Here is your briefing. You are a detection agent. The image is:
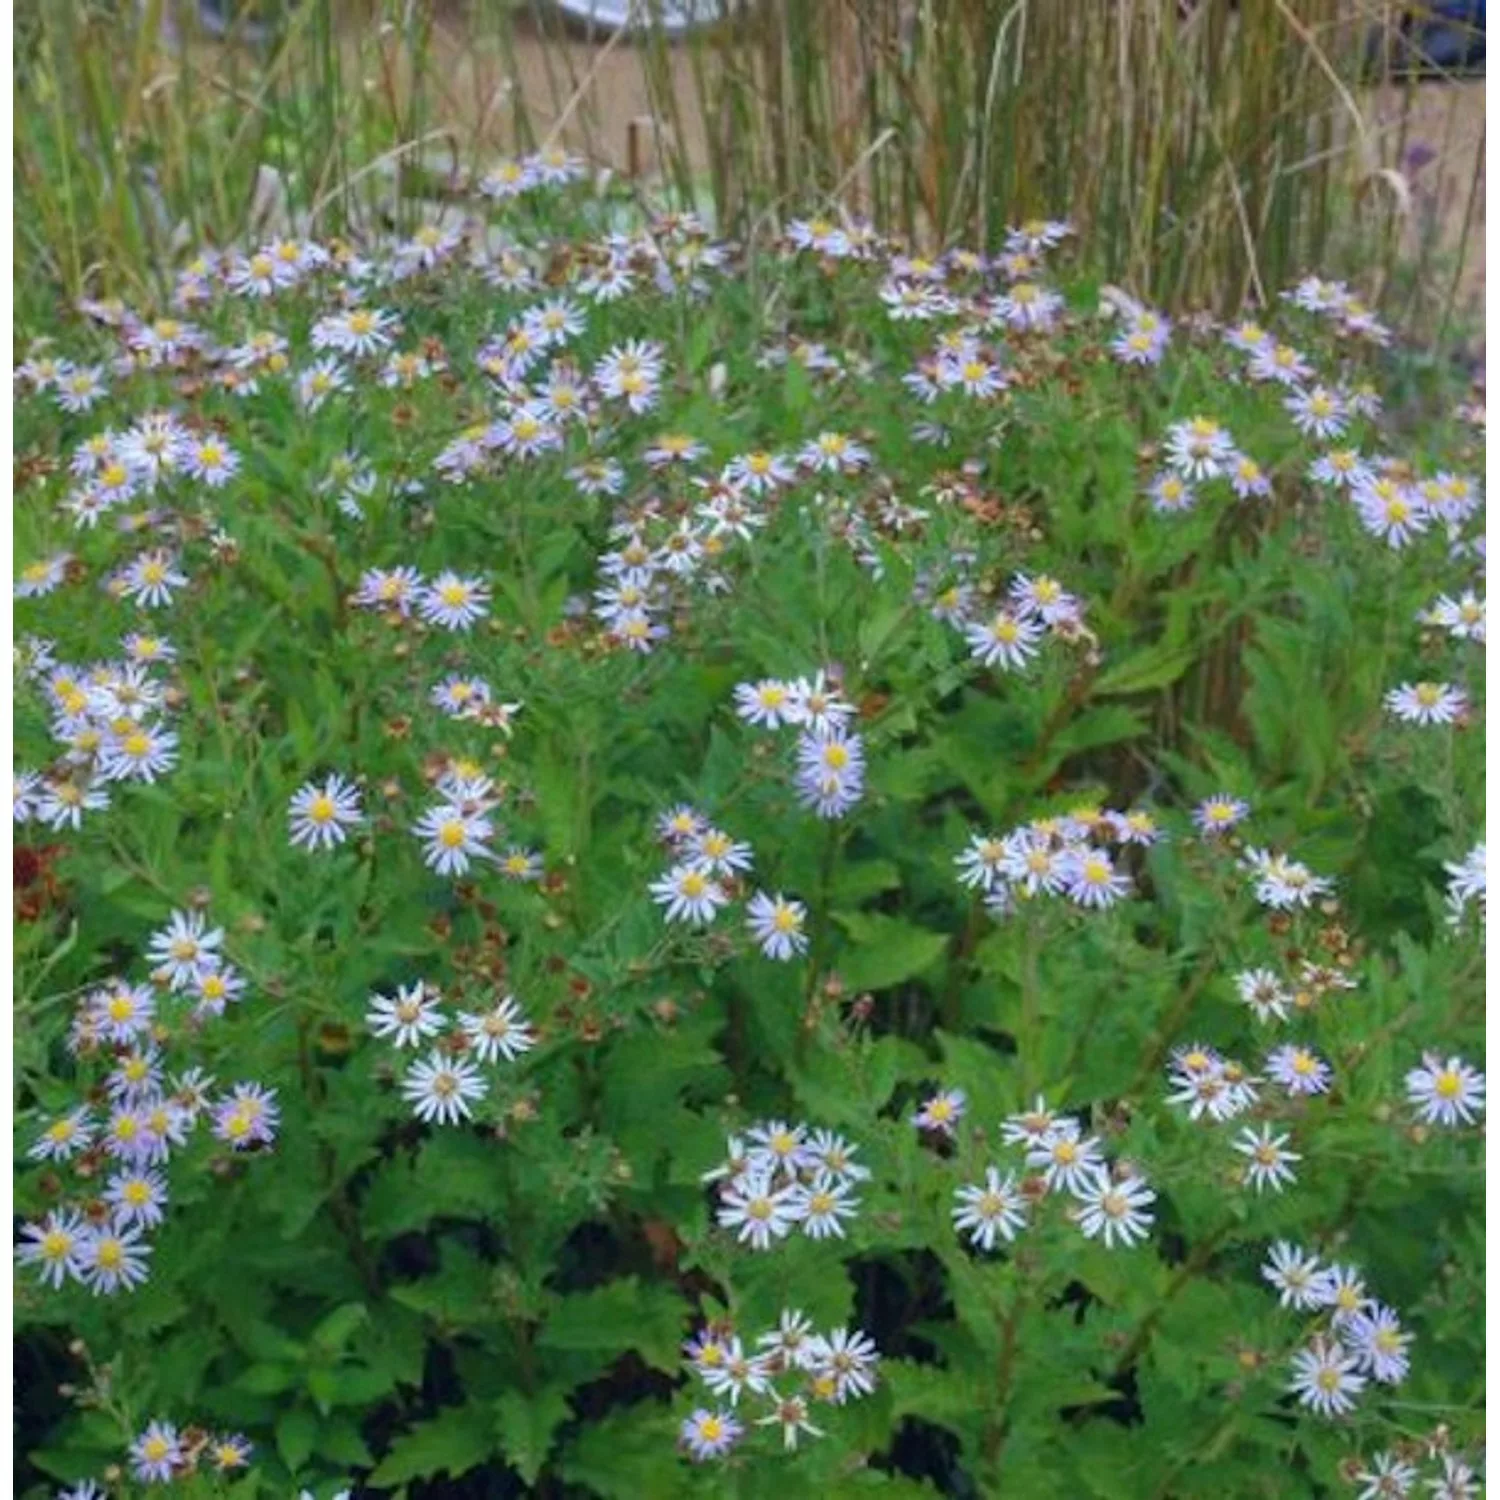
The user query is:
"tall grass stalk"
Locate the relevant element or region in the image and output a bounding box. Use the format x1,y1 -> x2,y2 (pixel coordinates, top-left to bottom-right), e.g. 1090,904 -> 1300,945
12,0 -> 1483,334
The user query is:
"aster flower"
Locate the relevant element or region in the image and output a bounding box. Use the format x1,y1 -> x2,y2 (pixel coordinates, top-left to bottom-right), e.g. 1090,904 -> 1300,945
1385,682 -> 1467,726
418,572 -> 490,631
147,909 -> 224,989
734,678 -> 797,728
912,1088 -> 966,1136
1265,1043 -> 1333,1096
1262,1241 -> 1327,1310
119,551 -> 188,608
78,1217 -> 153,1295
785,1176 -> 861,1239
212,1083 -> 280,1150
680,1408 -> 741,1461
15,1209 -> 89,1288
103,1167 -> 170,1229
745,890 -> 809,959
29,1106 -> 95,1163
1405,1053 -> 1485,1126
413,803 -> 495,876
1060,846 -> 1132,909
756,1307 -> 819,1370
1072,1167 -> 1155,1248
1027,1126 -> 1105,1194
129,1421 -> 182,1483
1233,1124 -> 1301,1193
698,1336 -> 774,1406
288,773 -> 363,850
964,609 -> 1043,671
650,863 -> 728,925
1236,968 -> 1292,1023
402,1051 -> 487,1126
1344,1303 -> 1412,1385
806,1326 -> 880,1403
716,1172 -> 799,1250
756,1391 -> 825,1450
953,1168 -> 1028,1250
367,983 -> 445,1049
803,1128 -> 870,1185
1353,1452 -> 1418,1499
458,996 -> 537,1063
1288,1337 -> 1365,1417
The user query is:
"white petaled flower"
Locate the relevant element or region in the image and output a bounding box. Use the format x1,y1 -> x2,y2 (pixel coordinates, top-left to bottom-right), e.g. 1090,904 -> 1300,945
699,1336 -> 774,1407
402,1050 -> 487,1125
953,1167 -> 1028,1250
689,826 -> 754,877
29,1107 -> 95,1163
184,435 -> 240,487
680,1408 -> 741,1462
1427,590 -> 1485,643
1072,1167 -> 1155,1248
130,1420 -> 183,1484
955,834 -> 1009,892
1404,1053 -> 1485,1126
103,1167 -> 169,1229
806,1326 -> 879,1403
1428,1454 -> 1481,1500
1193,793 -> 1250,836
367,983 -> 444,1048
1060,846 -> 1132,909
1384,681 -> 1467,726
650,863 -> 728,925
1232,1124 -> 1301,1193
1265,1043 -> 1332,1096
785,671 -> 855,733
803,1128 -> 870,1185
746,1119 -> 813,1175
120,551 -> 188,608
1027,1121 -> 1104,1192
1288,1337 -> 1366,1418
297,357 -> 349,410
15,1208 -> 89,1288
1262,1241 -> 1327,1310
1165,416 -> 1235,480
1316,1262 -> 1370,1325
78,1217 -> 153,1295
716,1172 -> 799,1250
786,1176 -> 861,1240
756,1391 -> 825,1451
756,1307 -> 819,1370
1353,476 -> 1428,548
912,1088 -> 966,1136
1286,385 -> 1348,439
746,890 -> 809,960
413,804 -> 494,876
99,722 -> 178,783
1344,1303 -> 1412,1385
964,609 -> 1043,671
734,678 -> 797,729
288,774 -> 363,850
1353,1451 -> 1419,1500
147,909 -> 224,989
1236,968 -> 1291,1023
418,572 -> 490,631
459,996 -> 536,1064
1147,470 -> 1197,514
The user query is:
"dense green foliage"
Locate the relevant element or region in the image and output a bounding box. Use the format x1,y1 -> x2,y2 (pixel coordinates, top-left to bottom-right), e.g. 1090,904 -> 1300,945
13,181 -> 1485,1499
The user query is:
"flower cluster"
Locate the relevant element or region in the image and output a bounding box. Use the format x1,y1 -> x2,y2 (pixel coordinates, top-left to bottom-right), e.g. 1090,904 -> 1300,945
704,1123 -> 868,1249
679,1310 -> 880,1461
954,802 -> 1160,917
1263,1243 -> 1413,1418
950,1095 -> 1156,1251
365,981 -> 537,1127
734,669 -> 866,818
17,908 -> 277,1299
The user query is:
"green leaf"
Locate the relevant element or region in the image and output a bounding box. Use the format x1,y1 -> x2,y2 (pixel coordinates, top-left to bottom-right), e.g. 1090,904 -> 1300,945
537,1276 -> 688,1373
276,1406 -> 318,1474
366,1404 -> 494,1489
494,1388 -> 571,1485
832,911 -> 949,991
1092,643 -> 1197,696
310,1302 -> 368,1354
